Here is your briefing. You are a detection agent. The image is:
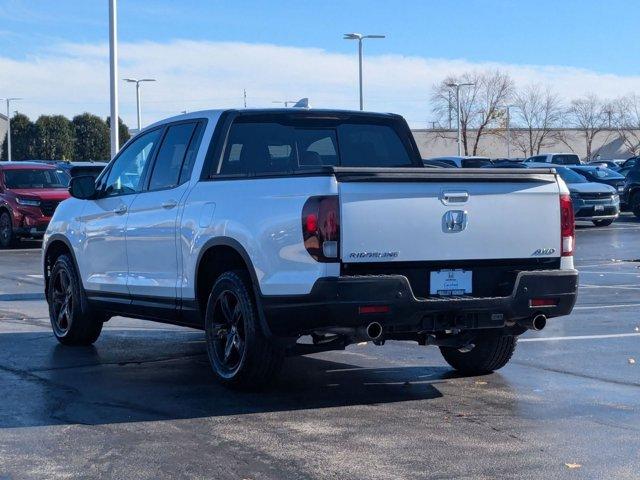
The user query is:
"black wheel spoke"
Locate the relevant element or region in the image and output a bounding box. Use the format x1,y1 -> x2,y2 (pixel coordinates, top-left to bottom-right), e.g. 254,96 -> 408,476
220,293 -> 233,323
212,288 -> 246,370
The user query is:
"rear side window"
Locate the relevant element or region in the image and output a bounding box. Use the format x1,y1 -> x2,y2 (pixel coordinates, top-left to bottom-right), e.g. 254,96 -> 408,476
217,118 -> 416,176
148,122 -> 197,190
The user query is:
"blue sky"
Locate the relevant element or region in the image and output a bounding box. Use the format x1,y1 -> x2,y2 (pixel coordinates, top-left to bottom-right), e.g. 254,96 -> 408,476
1,0 -> 639,127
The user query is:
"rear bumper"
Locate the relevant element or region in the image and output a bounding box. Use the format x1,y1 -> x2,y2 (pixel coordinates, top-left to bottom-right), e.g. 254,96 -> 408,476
261,269 -> 578,337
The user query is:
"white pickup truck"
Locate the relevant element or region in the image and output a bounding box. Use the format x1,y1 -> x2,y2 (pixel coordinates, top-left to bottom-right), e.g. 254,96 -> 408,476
43,109 -> 578,388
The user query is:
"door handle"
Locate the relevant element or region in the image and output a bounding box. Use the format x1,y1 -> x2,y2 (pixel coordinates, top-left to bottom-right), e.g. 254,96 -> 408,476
161,199 -> 178,209
114,204 -> 128,215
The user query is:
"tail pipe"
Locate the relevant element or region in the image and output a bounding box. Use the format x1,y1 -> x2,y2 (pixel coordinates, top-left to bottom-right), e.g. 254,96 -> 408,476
365,321 -> 383,341
518,314 -> 547,331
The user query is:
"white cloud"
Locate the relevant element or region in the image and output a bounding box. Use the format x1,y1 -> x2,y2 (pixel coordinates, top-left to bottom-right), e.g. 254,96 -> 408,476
1,39 -> 640,128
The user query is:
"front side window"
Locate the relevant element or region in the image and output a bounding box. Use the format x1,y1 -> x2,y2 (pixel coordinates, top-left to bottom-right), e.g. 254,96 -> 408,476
102,129 -> 161,196
3,169 -> 70,189
148,122 -> 197,190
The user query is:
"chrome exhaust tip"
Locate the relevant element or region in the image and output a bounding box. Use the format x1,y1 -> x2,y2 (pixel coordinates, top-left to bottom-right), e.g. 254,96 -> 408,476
365,321 -> 383,340
531,314 -> 547,331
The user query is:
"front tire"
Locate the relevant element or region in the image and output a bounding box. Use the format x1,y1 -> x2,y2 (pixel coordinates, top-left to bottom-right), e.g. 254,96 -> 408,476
47,254 -> 103,345
205,270 -> 283,389
440,331 -> 517,375
0,211 -> 17,249
593,218 -> 614,227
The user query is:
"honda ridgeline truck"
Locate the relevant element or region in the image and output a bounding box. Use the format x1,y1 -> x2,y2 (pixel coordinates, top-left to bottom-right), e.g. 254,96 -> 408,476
43,109 -> 578,388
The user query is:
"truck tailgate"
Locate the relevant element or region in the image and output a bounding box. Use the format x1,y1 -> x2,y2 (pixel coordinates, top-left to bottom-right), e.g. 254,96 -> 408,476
337,168 -> 561,263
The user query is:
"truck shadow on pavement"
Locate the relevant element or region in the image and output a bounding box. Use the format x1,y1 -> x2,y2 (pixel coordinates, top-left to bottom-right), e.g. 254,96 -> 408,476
0,329 -> 447,428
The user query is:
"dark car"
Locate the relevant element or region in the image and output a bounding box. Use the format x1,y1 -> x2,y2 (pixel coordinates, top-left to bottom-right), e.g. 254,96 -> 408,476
623,162 -> 640,217
527,162 -> 620,226
30,160 -> 108,180
422,159 -> 456,168
0,162 -> 71,247
569,166 -> 626,208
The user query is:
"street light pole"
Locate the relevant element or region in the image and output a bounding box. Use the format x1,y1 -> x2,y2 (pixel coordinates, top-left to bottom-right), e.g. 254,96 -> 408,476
343,33 -> 385,111
501,104 -> 516,158
446,82 -> 474,156
1,98 -> 20,161
109,0 -> 119,158
124,78 -> 156,131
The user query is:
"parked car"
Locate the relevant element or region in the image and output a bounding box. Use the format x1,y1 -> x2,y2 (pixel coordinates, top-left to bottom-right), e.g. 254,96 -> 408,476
30,160 -> 108,180
622,162 -> 640,217
569,165 -> 626,208
524,153 -> 582,165
527,162 -> 619,226
426,156 -> 493,168
43,109 -> 578,387
0,161 -> 71,247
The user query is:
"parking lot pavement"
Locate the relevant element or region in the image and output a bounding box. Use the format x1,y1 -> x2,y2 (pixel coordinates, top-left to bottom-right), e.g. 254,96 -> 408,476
0,217 -> 639,479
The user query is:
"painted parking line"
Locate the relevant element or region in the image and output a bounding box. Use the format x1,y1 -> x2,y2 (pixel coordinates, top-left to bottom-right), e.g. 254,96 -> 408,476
521,332 -> 640,342
580,284 -> 640,290
573,303 -> 640,310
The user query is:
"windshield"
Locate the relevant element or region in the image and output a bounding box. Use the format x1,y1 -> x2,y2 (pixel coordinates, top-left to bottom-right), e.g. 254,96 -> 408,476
557,167 -> 587,184
3,169 -> 70,189
590,167 -> 624,180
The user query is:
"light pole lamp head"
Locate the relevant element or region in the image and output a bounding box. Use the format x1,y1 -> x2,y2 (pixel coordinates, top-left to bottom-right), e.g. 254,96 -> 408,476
343,33 -> 362,40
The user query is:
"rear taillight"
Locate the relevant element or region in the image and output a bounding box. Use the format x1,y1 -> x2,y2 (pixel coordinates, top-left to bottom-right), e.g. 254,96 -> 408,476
302,195 -> 340,262
560,194 -> 575,257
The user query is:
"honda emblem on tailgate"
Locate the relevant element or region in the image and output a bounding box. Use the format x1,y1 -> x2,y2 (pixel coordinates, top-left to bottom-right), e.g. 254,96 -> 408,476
443,210 -> 468,232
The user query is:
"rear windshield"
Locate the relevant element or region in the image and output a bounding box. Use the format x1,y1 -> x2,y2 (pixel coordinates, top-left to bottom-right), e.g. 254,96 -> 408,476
217,117 -> 418,175
557,167 -> 587,184
3,169 -> 70,189
461,158 -> 492,168
552,154 -> 580,165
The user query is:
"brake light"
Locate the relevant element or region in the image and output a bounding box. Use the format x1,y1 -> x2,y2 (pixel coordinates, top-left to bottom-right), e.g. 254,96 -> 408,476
530,298 -> 558,308
302,195 -> 340,262
560,194 -> 575,257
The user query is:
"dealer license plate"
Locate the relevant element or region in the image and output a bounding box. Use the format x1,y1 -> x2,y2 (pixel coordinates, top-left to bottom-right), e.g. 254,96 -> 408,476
430,269 -> 472,296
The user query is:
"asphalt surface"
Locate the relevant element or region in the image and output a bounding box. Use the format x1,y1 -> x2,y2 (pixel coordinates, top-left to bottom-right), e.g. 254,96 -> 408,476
0,215 -> 639,479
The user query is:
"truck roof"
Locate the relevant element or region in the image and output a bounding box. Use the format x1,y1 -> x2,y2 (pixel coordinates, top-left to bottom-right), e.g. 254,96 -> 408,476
146,108 -> 402,130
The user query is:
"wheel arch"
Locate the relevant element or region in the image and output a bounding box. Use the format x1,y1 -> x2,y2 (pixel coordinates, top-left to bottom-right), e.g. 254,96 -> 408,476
194,237 -> 263,319
43,234 -> 81,298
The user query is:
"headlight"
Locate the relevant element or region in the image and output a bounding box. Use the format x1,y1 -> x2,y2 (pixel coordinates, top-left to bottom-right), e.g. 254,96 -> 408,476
16,197 -> 41,206
617,185 -> 624,193
613,194 -> 620,203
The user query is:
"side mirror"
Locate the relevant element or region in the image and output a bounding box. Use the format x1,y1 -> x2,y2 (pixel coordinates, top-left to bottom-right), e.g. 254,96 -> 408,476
69,175 -> 97,200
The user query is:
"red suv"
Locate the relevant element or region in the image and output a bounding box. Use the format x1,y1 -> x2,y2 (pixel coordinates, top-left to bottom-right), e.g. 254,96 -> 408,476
0,162 -> 71,248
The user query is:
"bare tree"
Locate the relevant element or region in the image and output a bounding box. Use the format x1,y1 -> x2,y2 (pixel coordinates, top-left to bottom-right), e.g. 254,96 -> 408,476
567,94 -> 608,161
611,94 -> 640,155
511,85 -> 564,156
431,70 -> 514,156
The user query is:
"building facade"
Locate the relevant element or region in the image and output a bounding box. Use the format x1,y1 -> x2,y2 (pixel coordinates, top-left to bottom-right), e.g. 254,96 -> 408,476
412,128 -> 639,161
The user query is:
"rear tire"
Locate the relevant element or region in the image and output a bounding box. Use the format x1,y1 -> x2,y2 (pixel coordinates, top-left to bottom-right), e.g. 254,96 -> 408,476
0,211 -> 17,249
204,270 -> 283,389
593,219 -> 614,227
632,192 -> 640,218
440,331 -> 517,375
47,254 -> 104,345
